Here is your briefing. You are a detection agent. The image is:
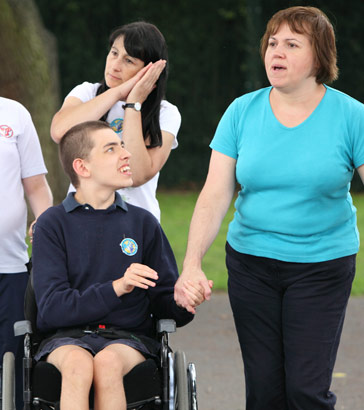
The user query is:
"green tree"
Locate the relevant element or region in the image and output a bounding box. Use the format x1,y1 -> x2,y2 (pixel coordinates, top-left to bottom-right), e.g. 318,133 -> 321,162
34,0 -> 364,189
0,0 -> 68,204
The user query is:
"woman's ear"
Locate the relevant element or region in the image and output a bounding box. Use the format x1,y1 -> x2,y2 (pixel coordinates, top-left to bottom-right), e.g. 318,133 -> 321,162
73,158 -> 91,179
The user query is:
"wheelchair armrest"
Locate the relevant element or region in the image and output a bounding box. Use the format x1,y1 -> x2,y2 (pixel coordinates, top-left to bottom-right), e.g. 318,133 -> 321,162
157,319 -> 176,334
14,320 -> 33,337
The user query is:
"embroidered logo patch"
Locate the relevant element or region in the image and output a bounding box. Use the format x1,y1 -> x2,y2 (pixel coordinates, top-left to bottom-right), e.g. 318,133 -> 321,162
0,125 -> 14,138
110,118 -> 123,134
120,238 -> 138,256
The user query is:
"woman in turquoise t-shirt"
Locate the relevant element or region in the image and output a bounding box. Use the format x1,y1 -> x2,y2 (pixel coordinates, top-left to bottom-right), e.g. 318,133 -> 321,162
175,6 -> 364,410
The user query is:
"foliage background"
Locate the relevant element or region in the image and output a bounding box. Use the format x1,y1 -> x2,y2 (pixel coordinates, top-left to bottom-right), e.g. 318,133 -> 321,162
33,0 -> 364,190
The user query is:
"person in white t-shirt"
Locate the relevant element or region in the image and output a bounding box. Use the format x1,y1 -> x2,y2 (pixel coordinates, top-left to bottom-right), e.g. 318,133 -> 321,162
51,21 -> 181,221
0,97 -> 53,409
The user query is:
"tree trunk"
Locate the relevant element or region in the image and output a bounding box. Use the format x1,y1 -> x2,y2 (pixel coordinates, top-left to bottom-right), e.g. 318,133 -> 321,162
0,0 -> 68,205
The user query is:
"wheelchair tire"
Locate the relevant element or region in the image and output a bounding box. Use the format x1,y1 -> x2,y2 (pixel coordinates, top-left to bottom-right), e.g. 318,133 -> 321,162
187,363 -> 198,410
1,352 -> 15,410
174,351 -> 189,410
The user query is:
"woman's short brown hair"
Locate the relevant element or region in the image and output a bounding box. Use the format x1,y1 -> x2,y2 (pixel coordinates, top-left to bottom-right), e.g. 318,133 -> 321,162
260,6 -> 338,84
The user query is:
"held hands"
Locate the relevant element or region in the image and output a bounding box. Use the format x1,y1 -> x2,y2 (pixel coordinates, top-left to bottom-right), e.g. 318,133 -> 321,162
174,268 -> 214,314
113,263 -> 159,297
117,60 -> 167,103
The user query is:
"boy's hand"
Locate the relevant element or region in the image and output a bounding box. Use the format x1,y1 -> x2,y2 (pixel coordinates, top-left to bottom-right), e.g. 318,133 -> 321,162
178,280 -> 207,310
113,263 -> 158,297
174,268 -> 214,314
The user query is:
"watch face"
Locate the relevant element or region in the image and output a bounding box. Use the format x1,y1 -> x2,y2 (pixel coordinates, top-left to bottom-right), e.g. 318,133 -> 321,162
134,102 -> 142,111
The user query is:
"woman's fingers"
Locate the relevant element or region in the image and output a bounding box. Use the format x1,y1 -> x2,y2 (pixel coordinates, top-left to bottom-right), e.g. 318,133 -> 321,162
182,280 -> 205,307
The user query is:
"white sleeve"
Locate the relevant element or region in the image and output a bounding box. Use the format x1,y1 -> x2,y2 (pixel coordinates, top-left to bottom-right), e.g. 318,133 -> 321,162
159,100 -> 181,150
17,107 -> 47,179
65,82 -> 100,103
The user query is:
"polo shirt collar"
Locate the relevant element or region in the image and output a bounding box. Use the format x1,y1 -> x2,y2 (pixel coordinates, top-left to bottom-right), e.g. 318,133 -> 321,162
62,192 -> 128,213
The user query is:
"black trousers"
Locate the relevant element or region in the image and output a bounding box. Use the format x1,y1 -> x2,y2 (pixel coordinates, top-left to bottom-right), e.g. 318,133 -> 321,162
226,243 -> 356,410
0,272 -> 28,410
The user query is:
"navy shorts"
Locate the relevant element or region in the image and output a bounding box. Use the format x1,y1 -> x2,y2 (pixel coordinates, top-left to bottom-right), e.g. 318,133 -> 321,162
35,332 -> 159,362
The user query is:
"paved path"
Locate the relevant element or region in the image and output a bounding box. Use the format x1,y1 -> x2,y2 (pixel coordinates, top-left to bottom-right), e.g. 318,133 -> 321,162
170,293 -> 364,410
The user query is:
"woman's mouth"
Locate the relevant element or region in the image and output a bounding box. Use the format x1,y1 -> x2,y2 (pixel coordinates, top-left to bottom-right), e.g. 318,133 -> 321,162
272,64 -> 286,71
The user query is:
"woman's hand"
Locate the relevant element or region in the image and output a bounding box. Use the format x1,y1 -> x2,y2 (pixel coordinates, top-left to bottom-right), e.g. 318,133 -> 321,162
126,59 -> 166,103
114,63 -> 153,101
174,268 -> 214,314
176,279 -> 213,312
112,263 -> 159,296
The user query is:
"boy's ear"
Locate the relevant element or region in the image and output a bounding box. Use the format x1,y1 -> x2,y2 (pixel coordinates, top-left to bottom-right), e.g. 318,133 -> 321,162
73,158 -> 91,179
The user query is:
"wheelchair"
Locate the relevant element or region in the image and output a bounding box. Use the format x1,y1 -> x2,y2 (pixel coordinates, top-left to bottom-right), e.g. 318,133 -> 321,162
1,272 -> 198,410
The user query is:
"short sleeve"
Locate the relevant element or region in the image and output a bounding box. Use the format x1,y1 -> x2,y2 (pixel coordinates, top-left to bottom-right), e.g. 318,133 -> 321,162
66,82 -> 99,103
210,99 -> 239,159
159,101 -> 181,149
17,107 -> 47,179
351,101 -> 364,168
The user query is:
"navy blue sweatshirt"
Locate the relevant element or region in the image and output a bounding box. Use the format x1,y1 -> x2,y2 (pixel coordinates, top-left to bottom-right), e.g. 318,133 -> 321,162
32,193 -> 193,335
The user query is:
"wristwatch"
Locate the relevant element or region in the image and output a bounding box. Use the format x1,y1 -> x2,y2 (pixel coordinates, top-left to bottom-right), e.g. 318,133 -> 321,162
123,102 -> 142,112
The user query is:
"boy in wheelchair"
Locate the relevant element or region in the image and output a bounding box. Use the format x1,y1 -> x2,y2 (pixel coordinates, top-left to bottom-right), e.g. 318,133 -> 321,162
31,121 -> 202,410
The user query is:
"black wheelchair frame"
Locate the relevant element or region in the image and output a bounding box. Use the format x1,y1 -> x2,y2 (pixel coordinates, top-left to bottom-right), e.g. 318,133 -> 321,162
1,272 -> 198,410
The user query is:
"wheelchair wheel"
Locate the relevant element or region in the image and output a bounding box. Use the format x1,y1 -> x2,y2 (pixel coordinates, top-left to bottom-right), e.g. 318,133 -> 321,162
174,351 -> 189,410
187,363 -> 198,410
1,352 -> 15,410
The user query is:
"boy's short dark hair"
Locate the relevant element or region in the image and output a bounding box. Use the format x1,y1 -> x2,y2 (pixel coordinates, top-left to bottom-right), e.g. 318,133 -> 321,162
59,121 -> 112,188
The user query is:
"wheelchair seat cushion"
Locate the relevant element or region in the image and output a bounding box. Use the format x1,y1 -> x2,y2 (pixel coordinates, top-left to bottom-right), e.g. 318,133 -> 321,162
31,359 -> 161,406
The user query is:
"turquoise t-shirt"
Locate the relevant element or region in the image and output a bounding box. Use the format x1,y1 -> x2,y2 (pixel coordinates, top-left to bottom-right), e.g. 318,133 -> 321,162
210,86 -> 364,262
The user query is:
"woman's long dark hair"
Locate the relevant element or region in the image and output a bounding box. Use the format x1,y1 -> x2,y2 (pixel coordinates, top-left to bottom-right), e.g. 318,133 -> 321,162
97,21 -> 168,148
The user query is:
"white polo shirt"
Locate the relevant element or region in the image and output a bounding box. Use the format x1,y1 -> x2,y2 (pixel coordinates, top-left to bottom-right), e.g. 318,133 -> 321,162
0,97 -> 47,273
66,82 -> 182,221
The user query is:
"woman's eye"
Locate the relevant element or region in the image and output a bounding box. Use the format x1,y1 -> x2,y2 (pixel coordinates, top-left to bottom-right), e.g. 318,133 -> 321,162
268,41 -> 276,47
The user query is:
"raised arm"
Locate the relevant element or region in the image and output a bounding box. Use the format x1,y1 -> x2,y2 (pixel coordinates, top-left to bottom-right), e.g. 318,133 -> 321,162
50,64 -> 152,143
174,150 -> 236,313
121,60 -> 174,186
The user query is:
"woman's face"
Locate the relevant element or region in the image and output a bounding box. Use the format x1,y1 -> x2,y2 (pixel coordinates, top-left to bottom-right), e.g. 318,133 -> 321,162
104,36 -> 145,88
264,23 -> 317,92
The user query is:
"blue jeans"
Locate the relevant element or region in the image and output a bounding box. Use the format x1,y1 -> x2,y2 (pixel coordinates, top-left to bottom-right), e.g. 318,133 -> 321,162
0,272 -> 29,410
226,243 -> 355,410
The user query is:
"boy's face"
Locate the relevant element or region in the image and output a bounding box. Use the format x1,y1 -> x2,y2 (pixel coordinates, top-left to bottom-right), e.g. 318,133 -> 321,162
84,128 -> 133,190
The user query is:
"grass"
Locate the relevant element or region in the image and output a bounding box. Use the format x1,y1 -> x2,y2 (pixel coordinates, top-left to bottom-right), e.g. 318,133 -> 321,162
158,191 -> 235,289
26,191 -> 364,295
158,191 -> 364,295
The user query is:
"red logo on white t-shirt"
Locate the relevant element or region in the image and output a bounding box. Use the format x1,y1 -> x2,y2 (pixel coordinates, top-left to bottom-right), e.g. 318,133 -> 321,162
0,125 -> 14,138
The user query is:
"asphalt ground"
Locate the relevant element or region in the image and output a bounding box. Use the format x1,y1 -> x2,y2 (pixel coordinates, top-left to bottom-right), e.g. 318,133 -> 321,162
170,293 -> 364,410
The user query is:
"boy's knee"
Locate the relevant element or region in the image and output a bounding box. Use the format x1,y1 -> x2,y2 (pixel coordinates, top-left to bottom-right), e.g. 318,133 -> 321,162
59,348 -> 93,384
94,348 -> 124,375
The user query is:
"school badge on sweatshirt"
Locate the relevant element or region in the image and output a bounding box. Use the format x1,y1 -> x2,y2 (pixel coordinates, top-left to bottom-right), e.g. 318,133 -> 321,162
120,238 -> 138,256
110,118 -> 123,134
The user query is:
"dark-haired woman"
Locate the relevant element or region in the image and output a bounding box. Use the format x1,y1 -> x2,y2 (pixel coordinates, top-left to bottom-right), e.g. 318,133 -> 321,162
175,6 -> 364,410
51,22 -> 180,221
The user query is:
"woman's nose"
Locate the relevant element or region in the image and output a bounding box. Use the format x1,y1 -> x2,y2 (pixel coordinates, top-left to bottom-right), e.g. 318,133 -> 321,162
111,57 -> 122,72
